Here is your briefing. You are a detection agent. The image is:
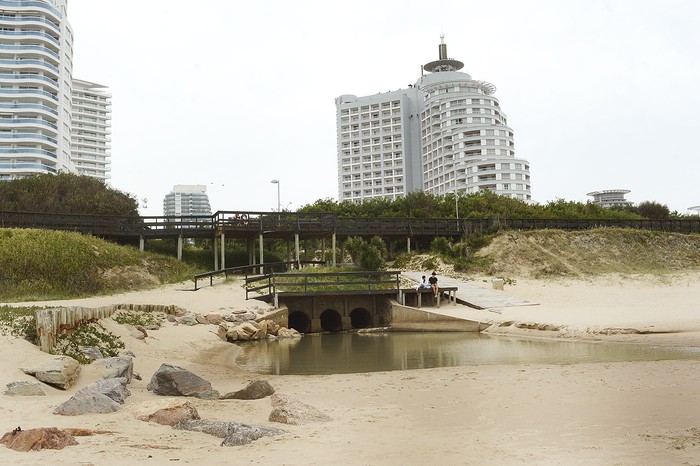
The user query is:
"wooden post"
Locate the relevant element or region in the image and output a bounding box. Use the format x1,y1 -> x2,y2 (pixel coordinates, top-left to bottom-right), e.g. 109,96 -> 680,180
259,233 -> 264,274
294,233 -> 300,263
332,232 -> 337,268
177,235 -> 183,261
407,237 -> 411,254
220,232 -> 226,270
139,236 -> 145,252
213,235 -> 219,270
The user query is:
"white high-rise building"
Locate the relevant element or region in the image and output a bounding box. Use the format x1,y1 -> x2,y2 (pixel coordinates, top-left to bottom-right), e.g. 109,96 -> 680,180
163,185 -> 212,218
0,0 -> 111,182
336,36 -> 532,203
71,79 -> 111,180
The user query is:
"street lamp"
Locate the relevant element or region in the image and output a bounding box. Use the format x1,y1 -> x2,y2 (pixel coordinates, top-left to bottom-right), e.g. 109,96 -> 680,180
455,190 -> 460,219
270,179 -> 280,212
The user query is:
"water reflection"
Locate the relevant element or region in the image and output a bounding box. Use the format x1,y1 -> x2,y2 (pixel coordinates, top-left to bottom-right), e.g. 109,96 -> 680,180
233,332 -> 700,375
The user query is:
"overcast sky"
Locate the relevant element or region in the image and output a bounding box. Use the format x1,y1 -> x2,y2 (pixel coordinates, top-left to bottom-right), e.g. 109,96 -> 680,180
68,0 -> 700,216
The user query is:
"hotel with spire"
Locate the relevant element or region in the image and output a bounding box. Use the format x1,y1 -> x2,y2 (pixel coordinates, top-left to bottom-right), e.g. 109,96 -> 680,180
335,36 -> 531,203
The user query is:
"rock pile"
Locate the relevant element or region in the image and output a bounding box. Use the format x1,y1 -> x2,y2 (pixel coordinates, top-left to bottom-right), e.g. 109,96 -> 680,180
217,319 -> 301,342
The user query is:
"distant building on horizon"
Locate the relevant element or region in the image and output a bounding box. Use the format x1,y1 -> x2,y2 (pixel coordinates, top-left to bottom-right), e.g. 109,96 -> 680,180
0,1 -> 112,182
163,185 -> 212,217
587,189 -> 633,208
335,35 -> 532,203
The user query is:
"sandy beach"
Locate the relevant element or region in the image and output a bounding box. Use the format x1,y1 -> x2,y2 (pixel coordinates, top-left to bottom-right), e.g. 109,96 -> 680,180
1,274 -> 700,465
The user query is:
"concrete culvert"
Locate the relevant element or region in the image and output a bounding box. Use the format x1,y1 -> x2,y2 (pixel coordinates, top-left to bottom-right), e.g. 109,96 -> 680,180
320,309 -> 342,332
350,308 -> 372,329
288,311 -> 311,333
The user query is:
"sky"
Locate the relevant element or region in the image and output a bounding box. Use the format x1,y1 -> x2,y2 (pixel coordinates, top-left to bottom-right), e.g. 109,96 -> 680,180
68,0 -> 700,216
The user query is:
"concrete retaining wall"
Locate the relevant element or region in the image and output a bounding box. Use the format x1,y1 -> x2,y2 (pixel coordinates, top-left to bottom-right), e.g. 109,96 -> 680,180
390,300 -> 484,332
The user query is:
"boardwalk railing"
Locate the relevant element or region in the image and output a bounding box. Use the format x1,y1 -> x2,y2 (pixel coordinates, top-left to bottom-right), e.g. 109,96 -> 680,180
245,270 -> 402,303
193,260 -> 326,290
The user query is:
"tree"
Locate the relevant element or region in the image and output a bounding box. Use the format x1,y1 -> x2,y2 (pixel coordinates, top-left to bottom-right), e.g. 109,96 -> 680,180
635,201 -> 670,220
0,173 -> 139,217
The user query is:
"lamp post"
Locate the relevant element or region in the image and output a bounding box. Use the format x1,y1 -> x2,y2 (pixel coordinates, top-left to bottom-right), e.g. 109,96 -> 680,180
270,179 -> 280,212
455,190 -> 459,219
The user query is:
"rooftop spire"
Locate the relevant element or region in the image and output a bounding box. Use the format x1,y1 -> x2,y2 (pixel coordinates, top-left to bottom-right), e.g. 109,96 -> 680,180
423,34 -> 464,73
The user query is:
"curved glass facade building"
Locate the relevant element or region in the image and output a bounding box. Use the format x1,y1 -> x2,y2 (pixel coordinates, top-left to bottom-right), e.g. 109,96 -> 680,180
0,0 -> 110,183
336,36 -> 532,203
0,0 -> 73,180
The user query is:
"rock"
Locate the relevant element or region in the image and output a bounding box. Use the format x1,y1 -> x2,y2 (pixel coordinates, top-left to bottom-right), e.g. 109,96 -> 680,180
4,381 -> 47,397
166,314 -> 177,323
147,363 -> 220,399
217,323 -> 230,341
136,325 -> 149,337
0,427 -> 78,451
277,327 -> 302,339
137,400 -> 200,426
259,320 -> 281,335
268,394 -> 331,425
205,313 -> 224,325
174,419 -> 285,446
54,386 -> 123,416
92,377 -> 131,404
20,356 -> 81,390
178,315 -> 198,326
195,314 -> 209,325
93,356 -> 133,383
124,323 -> 146,340
54,378 -> 130,416
220,380 -> 275,400
121,350 -> 136,358
80,346 -> 104,361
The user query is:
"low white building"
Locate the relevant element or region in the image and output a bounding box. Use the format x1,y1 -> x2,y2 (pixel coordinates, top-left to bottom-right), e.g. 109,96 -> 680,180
587,189 -> 633,208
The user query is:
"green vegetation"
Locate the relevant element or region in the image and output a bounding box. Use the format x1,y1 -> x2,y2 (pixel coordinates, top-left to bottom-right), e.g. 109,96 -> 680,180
112,310 -> 164,329
0,305 -> 38,342
0,229 -> 198,302
0,172 -> 139,217
52,322 -> 125,364
344,236 -> 387,271
299,190 -> 692,220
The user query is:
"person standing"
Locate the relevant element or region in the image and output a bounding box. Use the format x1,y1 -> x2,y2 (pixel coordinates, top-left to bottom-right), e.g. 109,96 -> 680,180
429,271 -> 439,300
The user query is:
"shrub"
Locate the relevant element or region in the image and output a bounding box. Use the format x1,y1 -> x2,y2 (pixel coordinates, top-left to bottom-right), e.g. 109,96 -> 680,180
53,323 -> 125,365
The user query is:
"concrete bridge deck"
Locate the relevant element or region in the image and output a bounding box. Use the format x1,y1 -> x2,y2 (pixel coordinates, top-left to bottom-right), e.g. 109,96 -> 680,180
402,271 -> 537,310
397,272 -> 539,330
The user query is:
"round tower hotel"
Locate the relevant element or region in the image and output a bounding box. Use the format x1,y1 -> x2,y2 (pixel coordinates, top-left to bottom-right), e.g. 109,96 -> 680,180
336,36 -> 531,202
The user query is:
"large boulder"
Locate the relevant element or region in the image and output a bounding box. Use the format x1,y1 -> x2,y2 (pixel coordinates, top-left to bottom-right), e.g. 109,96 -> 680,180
54,378 -> 129,416
268,394 -> 332,425
220,380 -> 275,400
0,427 -> 78,451
92,356 -> 134,383
174,419 -> 286,446
4,381 -> 47,397
136,400 -> 200,426
20,356 -> 81,390
147,363 -> 219,399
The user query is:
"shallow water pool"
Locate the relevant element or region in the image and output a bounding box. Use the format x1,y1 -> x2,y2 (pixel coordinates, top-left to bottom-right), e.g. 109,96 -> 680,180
233,332 -> 700,375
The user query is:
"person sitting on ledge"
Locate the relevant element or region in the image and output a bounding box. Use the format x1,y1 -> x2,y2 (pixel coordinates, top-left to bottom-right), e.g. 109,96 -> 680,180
429,271 -> 439,300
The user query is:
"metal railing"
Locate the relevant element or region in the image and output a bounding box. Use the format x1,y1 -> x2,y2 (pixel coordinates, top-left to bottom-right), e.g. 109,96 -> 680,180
245,270 -> 402,302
